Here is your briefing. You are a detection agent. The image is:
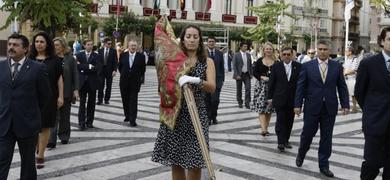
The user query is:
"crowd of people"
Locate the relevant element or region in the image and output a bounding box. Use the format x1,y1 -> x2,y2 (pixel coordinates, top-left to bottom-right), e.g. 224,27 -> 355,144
0,25 -> 389,180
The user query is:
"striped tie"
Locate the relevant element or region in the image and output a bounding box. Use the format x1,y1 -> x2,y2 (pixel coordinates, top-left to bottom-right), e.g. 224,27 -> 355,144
320,62 -> 327,83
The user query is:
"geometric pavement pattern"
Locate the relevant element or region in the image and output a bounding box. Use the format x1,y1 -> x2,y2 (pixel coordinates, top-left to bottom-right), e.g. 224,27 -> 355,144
8,66 -> 379,180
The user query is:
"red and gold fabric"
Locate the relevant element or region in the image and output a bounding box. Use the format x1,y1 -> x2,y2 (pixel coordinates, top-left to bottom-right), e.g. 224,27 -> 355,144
154,16 -> 192,129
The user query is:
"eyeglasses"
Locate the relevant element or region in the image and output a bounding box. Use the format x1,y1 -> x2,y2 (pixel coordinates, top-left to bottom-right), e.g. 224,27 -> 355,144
307,52 -> 315,54
282,53 -> 291,56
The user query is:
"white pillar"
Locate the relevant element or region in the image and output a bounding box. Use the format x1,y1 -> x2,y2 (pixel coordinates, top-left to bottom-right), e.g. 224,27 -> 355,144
185,0 -> 193,11
128,0 -> 143,15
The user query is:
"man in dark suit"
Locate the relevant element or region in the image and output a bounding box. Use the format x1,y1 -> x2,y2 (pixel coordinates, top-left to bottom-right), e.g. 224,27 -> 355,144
232,42 -> 252,109
97,38 -> 117,105
118,40 -> 146,127
76,39 -> 102,130
206,36 -> 225,125
294,40 -> 349,177
268,47 -> 301,152
355,27 -> 390,180
0,34 -> 51,180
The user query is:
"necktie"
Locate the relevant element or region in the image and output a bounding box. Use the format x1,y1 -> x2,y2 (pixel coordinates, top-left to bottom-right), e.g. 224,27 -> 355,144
86,53 -> 90,61
320,62 -> 327,83
129,54 -> 133,68
12,62 -> 20,79
387,59 -> 390,72
104,49 -> 108,65
286,64 -> 291,81
210,51 -> 215,59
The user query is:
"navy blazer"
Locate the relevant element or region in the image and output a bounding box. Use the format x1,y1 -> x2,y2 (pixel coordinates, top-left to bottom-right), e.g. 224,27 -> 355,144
76,51 -> 102,90
118,52 -> 146,92
268,61 -> 301,108
0,58 -> 51,138
355,53 -> 390,136
98,47 -> 118,72
208,49 -> 225,88
294,59 -> 349,116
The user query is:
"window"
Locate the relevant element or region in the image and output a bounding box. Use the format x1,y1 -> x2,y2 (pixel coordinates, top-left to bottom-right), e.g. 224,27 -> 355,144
247,0 -> 254,16
111,0 -> 123,6
225,0 -> 232,14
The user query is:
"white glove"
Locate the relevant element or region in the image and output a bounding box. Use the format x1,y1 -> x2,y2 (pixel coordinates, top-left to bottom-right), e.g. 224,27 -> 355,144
178,75 -> 201,87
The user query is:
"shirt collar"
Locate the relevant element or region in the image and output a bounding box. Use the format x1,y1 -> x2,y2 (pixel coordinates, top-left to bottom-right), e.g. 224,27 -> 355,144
208,48 -> 215,53
240,50 -> 246,54
11,56 -> 26,66
284,61 -> 292,66
129,52 -> 136,56
317,58 -> 328,64
382,50 -> 390,62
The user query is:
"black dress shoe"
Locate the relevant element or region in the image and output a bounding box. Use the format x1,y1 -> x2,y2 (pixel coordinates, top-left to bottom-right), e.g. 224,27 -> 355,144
104,101 -> 109,104
79,125 -> 86,131
284,142 -> 292,149
86,124 -> 94,128
277,144 -> 285,152
61,140 -> 69,144
123,118 -> 129,122
320,168 -> 334,177
96,101 -> 102,105
296,156 -> 304,167
245,105 -> 250,109
47,143 -> 56,149
129,122 -> 137,127
212,119 -> 218,124
238,104 -> 243,108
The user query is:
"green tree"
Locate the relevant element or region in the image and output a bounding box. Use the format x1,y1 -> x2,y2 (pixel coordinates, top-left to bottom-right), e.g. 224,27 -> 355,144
370,0 -> 390,14
102,12 -> 157,42
0,0 -> 98,36
243,0 -> 297,44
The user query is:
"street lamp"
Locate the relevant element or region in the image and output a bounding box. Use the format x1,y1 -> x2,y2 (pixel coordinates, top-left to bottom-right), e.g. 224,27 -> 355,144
12,0 -> 19,33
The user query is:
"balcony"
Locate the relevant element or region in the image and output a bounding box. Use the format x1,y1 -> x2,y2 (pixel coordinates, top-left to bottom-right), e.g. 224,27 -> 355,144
168,10 -> 187,20
244,16 -> 257,24
109,5 -> 127,14
222,14 -> 236,23
143,7 -> 160,16
195,12 -> 210,21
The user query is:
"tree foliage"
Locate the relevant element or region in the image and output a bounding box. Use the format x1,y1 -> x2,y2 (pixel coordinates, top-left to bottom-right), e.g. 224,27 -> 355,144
243,0 -> 297,44
102,12 -> 157,42
370,0 -> 390,14
0,0 -> 98,35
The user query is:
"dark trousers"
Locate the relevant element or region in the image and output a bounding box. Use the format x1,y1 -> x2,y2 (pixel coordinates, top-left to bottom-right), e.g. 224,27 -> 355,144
275,106 -> 295,145
78,84 -> 96,126
120,84 -> 139,124
49,98 -> 72,145
361,126 -> 390,180
228,58 -> 232,72
98,66 -> 113,103
236,73 -> 251,106
206,86 -> 222,122
298,103 -> 335,169
0,129 -> 37,180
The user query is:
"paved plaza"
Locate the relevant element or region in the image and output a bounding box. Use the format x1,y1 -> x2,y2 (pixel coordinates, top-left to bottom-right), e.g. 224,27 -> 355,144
8,66 -> 376,180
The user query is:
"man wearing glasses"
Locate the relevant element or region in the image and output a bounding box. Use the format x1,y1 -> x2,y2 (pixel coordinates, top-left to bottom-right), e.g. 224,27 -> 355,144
301,48 -> 316,64
267,47 -> 301,152
294,40 -> 349,177
98,38 -> 118,105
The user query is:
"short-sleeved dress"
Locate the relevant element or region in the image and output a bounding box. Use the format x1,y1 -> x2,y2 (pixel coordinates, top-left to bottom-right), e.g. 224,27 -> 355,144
152,61 -> 209,169
36,57 -> 63,128
252,58 -> 275,113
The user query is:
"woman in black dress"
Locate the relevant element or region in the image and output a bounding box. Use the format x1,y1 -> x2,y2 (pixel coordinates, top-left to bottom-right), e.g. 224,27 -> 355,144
29,32 -> 64,169
252,42 -> 276,136
152,25 -> 216,180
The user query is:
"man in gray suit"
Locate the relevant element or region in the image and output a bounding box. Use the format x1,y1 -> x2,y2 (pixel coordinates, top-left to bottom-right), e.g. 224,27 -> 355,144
232,42 -> 253,108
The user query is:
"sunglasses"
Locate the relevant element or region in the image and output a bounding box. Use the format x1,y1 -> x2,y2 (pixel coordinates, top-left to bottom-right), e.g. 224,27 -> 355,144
282,53 -> 291,56
318,48 -> 328,51
307,52 -> 315,54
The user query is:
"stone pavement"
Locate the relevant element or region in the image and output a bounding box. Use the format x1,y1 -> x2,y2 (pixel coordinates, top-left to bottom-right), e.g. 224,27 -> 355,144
8,66 -> 378,180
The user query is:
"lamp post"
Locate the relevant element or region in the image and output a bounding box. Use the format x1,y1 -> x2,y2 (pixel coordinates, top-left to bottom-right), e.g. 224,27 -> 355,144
12,1 -> 19,33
